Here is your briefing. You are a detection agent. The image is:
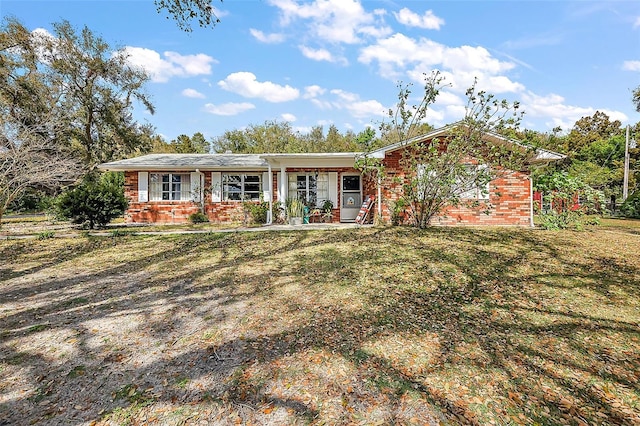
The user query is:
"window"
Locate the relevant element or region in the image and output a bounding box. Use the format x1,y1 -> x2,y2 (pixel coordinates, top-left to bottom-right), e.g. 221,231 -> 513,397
222,174 -> 262,201
149,173 -> 191,201
288,172 -> 328,206
457,165 -> 490,200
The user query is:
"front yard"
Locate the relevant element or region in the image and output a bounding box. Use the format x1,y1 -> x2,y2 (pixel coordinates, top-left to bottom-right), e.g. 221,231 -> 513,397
1,222 -> 639,424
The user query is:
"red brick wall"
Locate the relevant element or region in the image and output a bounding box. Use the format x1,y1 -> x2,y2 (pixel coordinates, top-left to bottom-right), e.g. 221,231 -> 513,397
124,171 -> 249,224
363,148 -> 532,227
124,169 -> 358,224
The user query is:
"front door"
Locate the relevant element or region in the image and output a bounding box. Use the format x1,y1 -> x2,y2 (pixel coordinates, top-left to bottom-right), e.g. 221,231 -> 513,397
340,174 -> 362,222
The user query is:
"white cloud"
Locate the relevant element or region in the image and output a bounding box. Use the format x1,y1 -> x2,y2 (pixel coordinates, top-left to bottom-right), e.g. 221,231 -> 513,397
300,46 -> 334,62
203,102 -> 255,116
269,0 -> 391,44
442,45 -> 514,74
250,28 -> 285,43
330,89 -> 386,118
521,91 -> 628,130
310,98 -> 333,109
394,8 -> 444,30
634,16 -> 640,28
623,60 -> 640,71
359,33 -> 441,79
294,126 -> 313,134
359,34 -> 521,94
181,88 -> 205,99
303,85 -> 326,99
434,90 -> 465,107
121,47 -> 216,83
31,27 -> 54,40
281,113 -> 297,122
28,28 -> 57,62
218,72 -> 299,102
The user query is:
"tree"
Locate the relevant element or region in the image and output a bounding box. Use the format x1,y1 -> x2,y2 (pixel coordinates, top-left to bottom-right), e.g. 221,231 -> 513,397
530,112 -> 636,204
360,71 -> 527,228
565,111 -> 622,154
534,171 -> 604,229
171,132 -> 210,153
633,86 -> 640,113
0,18 -> 157,224
211,120 -> 301,153
211,121 -> 360,154
0,18 -> 83,226
155,0 -> 222,32
0,123 -> 83,226
40,21 -> 155,168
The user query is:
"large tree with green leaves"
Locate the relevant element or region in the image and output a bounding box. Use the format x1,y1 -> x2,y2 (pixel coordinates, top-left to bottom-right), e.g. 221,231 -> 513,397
0,17 -> 156,225
530,112 -> 637,203
359,71 -> 528,228
40,20 -> 155,167
150,132 -> 211,153
0,18 -> 82,225
211,120 -> 361,154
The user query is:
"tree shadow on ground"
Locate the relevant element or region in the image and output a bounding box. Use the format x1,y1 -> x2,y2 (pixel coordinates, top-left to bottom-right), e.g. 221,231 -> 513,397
0,227 -> 639,425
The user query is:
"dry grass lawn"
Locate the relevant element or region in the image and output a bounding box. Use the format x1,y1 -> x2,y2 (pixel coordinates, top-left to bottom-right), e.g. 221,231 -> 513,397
1,221 -> 639,425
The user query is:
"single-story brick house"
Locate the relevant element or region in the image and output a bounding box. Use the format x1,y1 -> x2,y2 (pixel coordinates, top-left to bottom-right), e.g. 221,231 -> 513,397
98,125 -> 564,226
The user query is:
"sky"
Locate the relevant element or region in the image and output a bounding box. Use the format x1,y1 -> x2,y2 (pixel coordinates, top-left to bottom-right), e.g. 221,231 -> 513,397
2,0 -> 640,143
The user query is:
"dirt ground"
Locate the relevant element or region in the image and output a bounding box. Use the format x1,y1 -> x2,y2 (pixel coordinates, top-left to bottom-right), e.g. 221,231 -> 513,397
1,221 -> 639,425
0,230 -> 446,425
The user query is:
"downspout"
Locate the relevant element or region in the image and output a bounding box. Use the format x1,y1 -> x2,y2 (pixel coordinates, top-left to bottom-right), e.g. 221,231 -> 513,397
267,163 -> 273,225
377,175 -> 382,217
529,176 -> 534,228
196,168 -> 204,214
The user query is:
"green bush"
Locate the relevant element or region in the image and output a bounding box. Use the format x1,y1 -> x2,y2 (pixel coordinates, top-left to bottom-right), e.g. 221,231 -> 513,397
36,230 -> 55,240
389,199 -> 407,226
621,192 -> 640,218
188,212 -> 209,223
8,189 -> 56,214
56,172 -> 128,229
538,211 -> 600,231
243,201 -> 269,224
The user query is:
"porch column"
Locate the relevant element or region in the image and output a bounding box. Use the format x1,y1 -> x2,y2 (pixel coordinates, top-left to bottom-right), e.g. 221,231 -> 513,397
267,163 -> 273,225
279,164 -> 287,207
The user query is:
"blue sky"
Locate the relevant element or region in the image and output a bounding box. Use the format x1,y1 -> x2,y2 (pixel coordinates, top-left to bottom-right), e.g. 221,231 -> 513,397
3,0 -> 640,142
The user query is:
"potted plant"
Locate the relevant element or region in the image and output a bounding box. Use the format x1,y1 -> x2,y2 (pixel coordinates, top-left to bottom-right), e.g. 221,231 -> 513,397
286,198 -> 305,225
321,199 -> 334,223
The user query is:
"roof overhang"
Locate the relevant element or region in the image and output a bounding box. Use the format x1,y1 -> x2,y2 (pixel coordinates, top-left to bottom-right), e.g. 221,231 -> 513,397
259,152 -> 360,168
366,122 -> 566,164
97,154 -> 269,172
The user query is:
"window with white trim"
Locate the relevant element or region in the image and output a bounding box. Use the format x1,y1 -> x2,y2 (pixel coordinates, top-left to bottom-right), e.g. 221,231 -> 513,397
457,165 -> 490,200
288,172 -> 328,207
222,173 -> 262,201
149,173 -> 191,201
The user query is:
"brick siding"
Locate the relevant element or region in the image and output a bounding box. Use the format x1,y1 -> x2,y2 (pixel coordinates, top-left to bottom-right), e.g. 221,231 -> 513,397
124,169 -> 359,224
362,147 -> 532,227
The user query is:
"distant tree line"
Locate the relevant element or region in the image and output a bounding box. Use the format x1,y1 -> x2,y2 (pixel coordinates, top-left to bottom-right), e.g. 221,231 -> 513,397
520,111 -> 638,207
